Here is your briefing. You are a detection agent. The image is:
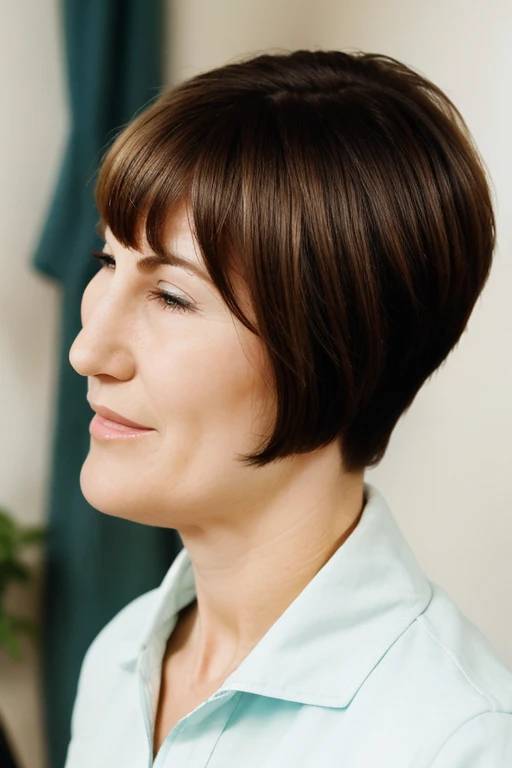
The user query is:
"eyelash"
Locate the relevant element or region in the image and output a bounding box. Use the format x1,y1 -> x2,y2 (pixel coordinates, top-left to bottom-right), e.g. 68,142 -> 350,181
91,250 -> 193,314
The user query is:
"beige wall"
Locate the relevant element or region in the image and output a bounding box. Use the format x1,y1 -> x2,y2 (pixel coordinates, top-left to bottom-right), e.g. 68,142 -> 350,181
0,1 -> 65,767
1,1 -> 510,767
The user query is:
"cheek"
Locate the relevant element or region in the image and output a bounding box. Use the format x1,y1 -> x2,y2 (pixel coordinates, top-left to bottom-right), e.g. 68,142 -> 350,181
151,321 -> 274,432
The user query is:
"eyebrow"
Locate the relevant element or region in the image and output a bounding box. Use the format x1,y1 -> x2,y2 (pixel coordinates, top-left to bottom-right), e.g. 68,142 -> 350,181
95,219 -> 213,285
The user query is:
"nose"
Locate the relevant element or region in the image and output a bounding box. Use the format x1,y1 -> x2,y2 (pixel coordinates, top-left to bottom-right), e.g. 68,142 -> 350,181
68,283 -> 136,381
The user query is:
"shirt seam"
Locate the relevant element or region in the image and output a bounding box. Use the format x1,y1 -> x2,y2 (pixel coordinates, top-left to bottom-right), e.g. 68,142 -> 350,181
426,709 -> 512,766
417,613 -> 499,711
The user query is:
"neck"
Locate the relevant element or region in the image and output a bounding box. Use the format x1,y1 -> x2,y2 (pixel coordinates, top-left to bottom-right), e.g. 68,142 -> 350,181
177,452 -> 365,688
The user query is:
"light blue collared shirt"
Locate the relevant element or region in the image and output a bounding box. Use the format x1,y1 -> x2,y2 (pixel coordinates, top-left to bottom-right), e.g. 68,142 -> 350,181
64,482 -> 512,767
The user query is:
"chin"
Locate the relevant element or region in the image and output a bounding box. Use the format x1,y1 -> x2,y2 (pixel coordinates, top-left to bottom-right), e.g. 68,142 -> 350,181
79,456 -> 135,520
78,458 -> 174,528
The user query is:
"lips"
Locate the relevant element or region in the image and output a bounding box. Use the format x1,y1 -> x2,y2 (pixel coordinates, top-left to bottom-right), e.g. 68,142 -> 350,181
88,401 -> 153,430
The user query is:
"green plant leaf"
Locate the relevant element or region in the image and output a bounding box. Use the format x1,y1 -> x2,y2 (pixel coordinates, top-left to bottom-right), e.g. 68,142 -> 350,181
0,505 -> 46,660
0,509 -> 17,535
0,613 -> 22,660
0,559 -> 30,582
18,526 -> 47,544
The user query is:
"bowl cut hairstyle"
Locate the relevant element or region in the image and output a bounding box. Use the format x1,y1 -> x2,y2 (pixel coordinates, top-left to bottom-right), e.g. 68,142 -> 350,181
94,48 -> 495,473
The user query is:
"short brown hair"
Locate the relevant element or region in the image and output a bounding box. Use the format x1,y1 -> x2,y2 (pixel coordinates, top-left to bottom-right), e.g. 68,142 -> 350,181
94,49 -> 496,473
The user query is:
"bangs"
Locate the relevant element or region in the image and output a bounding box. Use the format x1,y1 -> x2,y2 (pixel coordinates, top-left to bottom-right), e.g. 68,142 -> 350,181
94,91 -> 261,337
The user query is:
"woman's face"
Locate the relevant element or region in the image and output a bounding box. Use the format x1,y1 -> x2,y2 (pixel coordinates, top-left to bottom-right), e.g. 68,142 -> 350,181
69,203 -> 277,529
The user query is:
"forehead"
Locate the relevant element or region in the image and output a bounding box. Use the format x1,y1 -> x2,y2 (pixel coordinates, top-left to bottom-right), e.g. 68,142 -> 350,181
142,203 -> 198,253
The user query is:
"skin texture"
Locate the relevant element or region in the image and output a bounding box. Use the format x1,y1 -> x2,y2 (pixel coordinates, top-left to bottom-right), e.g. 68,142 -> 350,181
69,200 -> 365,701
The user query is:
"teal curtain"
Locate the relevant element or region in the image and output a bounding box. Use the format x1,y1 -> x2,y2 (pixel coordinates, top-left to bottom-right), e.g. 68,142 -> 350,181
31,2 -> 182,766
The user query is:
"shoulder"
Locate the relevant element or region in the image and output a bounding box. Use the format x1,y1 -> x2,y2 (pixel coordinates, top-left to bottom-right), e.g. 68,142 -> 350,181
69,587 -> 159,733
351,578 -> 512,764
80,586 -> 160,674
64,588 -> 160,766
383,579 -> 512,764
429,711 -> 512,766
414,580 -> 512,714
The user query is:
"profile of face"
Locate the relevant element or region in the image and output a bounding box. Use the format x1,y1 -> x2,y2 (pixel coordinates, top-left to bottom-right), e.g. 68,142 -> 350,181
69,202 -> 280,531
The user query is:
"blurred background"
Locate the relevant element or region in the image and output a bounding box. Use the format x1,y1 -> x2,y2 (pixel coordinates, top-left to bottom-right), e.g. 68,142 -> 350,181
0,1 -> 510,767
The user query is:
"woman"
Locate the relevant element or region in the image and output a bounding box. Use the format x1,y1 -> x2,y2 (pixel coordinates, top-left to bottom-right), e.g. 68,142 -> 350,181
64,49 -> 511,766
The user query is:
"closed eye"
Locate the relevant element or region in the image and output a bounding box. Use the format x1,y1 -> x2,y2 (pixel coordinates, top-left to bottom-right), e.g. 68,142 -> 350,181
90,250 -> 195,313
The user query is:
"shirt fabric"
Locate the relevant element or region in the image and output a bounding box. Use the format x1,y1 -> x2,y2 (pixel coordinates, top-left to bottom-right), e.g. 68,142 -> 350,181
64,481 -> 512,767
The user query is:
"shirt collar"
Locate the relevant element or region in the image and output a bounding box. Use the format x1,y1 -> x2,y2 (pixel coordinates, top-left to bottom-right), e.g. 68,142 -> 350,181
117,481 -> 433,709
